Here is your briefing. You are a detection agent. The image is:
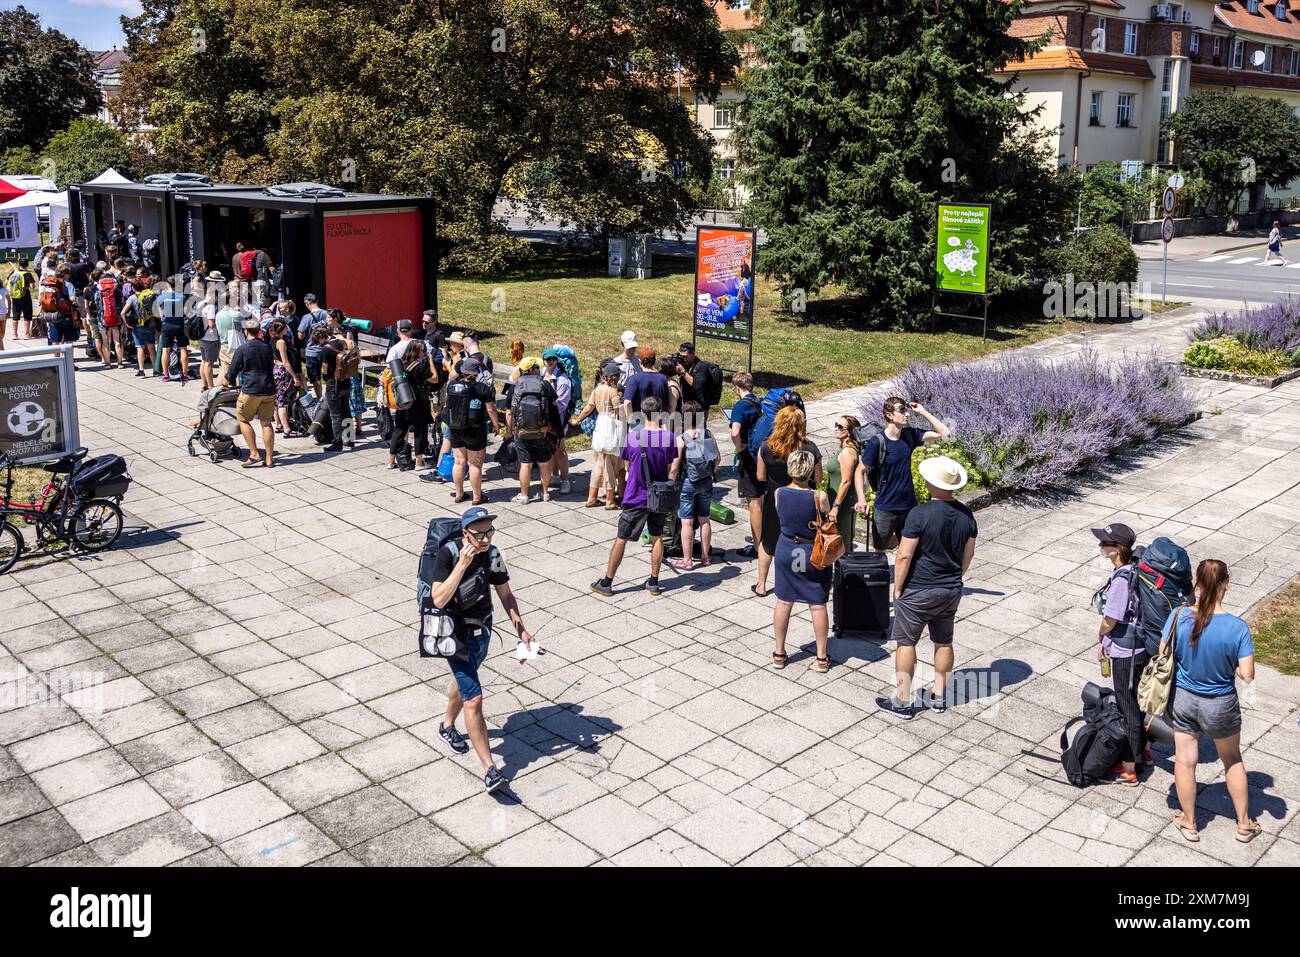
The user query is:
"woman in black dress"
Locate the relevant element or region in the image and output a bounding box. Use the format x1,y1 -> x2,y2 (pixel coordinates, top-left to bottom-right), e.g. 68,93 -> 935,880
772,450 -> 833,672
388,339 -> 434,470
754,406 -> 822,597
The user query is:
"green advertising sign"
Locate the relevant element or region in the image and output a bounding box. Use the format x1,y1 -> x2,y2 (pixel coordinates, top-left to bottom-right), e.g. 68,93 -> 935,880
935,204 -> 991,296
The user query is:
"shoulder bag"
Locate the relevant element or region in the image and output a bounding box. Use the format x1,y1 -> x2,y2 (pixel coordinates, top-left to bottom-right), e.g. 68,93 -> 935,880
809,495 -> 845,570
1137,608 -> 1180,717
639,431 -> 680,516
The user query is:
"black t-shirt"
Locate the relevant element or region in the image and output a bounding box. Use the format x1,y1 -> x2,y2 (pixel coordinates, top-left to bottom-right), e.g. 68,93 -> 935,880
759,440 -> 822,490
900,499 -> 978,592
227,338 -> 276,396
429,543 -> 509,624
424,328 -> 447,354
455,352 -> 494,377
66,262 -> 91,290
320,338 -> 349,379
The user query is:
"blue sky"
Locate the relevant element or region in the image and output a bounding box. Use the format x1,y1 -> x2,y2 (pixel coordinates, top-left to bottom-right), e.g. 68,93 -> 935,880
13,0 -> 138,51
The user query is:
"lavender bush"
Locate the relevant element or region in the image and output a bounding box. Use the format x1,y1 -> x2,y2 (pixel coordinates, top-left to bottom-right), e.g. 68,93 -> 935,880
1192,299 -> 1300,363
864,349 -> 1194,492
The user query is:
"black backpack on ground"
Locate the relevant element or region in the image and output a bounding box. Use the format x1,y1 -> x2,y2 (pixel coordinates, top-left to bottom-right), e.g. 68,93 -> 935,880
1059,689 -> 1129,787
395,442 -> 415,471
512,374 -> 549,433
694,360 -> 724,407
1132,537 -> 1193,656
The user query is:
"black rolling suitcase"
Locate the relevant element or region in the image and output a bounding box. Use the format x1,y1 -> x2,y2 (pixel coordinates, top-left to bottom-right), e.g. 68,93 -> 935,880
832,551 -> 891,638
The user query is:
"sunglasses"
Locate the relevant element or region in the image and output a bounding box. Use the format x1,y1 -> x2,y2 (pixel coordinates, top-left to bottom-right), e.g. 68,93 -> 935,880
833,423 -> 847,431
467,527 -> 496,540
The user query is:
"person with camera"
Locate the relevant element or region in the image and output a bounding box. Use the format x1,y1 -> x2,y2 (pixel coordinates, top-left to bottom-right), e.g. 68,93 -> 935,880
853,397 -> 950,552
591,396 -> 683,598
675,343 -> 723,424
430,506 -> 536,794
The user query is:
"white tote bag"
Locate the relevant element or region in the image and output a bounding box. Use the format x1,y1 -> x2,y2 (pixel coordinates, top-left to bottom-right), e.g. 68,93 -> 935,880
592,413 -> 623,454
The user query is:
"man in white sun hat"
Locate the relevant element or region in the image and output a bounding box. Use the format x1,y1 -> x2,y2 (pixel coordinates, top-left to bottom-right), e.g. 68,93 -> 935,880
876,454 -> 978,721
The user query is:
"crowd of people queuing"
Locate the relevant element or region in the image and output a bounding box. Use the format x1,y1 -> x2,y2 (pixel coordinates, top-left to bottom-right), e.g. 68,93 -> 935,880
6,241 -> 1267,840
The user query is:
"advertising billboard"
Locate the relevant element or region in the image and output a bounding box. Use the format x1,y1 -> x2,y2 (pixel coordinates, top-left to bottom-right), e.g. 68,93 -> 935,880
935,204 -> 991,296
0,345 -> 80,465
693,226 -> 756,344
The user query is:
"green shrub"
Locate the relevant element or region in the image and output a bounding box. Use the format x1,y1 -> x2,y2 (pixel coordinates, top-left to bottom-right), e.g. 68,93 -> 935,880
1183,337 -> 1285,376
1047,224 -> 1140,289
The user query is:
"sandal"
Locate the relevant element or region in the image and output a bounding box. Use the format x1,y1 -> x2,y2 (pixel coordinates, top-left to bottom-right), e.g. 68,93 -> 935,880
771,651 -> 787,669
750,584 -> 768,597
471,498 -> 484,506
583,500 -> 602,508
1235,820 -> 1262,844
241,459 -> 263,469
450,492 -> 467,503
1171,813 -> 1200,842
814,656 -> 830,674
668,558 -> 696,571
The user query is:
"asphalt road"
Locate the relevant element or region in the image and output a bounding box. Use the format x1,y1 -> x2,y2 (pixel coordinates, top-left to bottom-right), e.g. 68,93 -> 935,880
1139,252 -> 1300,304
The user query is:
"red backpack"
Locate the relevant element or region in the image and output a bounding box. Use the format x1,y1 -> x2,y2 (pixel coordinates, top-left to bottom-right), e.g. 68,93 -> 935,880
237,250 -> 257,280
38,275 -> 72,315
97,276 -> 121,326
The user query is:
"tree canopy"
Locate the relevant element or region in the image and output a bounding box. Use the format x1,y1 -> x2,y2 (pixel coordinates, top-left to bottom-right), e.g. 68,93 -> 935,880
0,6 -> 100,153
733,0 -> 1076,328
1164,90 -> 1300,215
120,0 -> 739,271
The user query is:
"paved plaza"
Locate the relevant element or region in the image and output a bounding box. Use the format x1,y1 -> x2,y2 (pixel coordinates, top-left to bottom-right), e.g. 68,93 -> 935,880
1,309 -> 1298,867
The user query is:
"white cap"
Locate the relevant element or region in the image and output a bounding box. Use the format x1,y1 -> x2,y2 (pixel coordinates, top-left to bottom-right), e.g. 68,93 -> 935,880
621,330 -> 638,350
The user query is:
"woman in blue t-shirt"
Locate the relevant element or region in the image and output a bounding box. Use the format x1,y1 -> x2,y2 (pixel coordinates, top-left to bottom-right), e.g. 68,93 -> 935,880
1162,559 -> 1259,844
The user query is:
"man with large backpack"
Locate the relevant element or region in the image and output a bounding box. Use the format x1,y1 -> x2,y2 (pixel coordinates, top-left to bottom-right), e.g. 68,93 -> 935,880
508,358 -> 561,503
852,396 -> 950,552
39,266 -> 80,346
232,242 -> 272,306
318,335 -> 360,452
423,506 -> 536,794
95,264 -> 128,368
7,258 -> 36,339
444,357 -> 500,504
728,372 -> 766,559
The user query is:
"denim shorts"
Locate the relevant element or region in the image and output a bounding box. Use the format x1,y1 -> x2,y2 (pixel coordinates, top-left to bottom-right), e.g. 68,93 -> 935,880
305,356 -> 322,384
678,478 -> 713,520
1170,688 -> 1241,739
447,621 -> 492,701
131,326 -> 157,346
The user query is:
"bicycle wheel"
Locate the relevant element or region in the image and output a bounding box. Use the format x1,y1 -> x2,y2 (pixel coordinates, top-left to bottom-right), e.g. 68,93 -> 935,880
0,522 -> 22,574
69,499 -> 123,552
35,491 -> 63,545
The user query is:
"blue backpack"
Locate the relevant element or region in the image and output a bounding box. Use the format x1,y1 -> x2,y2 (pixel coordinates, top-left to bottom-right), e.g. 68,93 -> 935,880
551,344 -> 582,405
747,388 -> 803,456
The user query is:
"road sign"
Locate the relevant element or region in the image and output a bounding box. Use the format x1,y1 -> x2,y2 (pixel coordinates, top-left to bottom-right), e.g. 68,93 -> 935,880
1162,187 -> 1177,215
1167,173 -> 1185,190
1161,215 -> 1175,244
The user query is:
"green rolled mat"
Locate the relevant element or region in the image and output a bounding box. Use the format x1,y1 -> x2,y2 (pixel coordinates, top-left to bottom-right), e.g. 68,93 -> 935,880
709,500 -> 735,524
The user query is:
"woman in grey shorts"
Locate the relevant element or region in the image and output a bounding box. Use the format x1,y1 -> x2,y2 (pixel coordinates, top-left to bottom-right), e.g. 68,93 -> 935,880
1163,559 -> 1260,843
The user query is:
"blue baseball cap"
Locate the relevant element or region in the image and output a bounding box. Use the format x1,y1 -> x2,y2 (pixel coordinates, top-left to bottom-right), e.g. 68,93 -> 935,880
460,506 -> 497,529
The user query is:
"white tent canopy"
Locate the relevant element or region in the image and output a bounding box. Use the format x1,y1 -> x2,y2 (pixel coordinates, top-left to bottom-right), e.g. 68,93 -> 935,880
0,175 -> 55,192
0,191 -> 56,211
86,167 -> 132,185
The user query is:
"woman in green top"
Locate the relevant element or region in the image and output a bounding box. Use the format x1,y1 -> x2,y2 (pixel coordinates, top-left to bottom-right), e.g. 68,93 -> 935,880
826,415 -> 861,551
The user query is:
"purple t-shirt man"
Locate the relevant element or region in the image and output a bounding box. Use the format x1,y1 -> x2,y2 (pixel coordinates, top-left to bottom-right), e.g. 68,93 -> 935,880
621,428 -> 679,509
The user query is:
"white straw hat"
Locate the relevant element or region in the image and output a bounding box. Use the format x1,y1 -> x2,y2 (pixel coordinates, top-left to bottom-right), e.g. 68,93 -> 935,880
918,455 -> 968,492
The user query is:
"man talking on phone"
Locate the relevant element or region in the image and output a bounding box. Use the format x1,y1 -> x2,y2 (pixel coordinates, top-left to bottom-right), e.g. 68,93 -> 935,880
428,506 -> 536,793
853,397 -> 950,552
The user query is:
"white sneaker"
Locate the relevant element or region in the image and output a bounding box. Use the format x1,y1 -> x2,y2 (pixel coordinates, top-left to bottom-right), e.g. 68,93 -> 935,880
511,493 -> 531,504
560,479 -> 572,494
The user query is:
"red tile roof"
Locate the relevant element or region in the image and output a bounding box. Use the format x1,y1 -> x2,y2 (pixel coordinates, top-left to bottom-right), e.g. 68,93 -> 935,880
1001,48 -> 1155,78
91,50 -> 128,71
1215,1 -> 1300,40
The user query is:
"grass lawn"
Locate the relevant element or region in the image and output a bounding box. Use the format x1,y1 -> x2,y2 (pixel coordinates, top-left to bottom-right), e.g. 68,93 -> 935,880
438,244 -> 1090,406
1248,577 -> 1300,676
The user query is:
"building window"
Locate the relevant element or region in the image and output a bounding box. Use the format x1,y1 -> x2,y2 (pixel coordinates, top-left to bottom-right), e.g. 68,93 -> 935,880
1093,17 -> 1107,52
1124,23 -> 1139,54
1089,91 -> 1103,124
1232,38 -> 1245,68
1189,33 -> 1200,54
1263,45 -> 1274,72
1117,94 -> 1134,127
1213,36 -> 1222,57
713,102 -> 735,128
1291,49 -> 1300,75
0,215 -> 15,244
1159,61 -> 1174,160
719,160 -> 735,181
1278,0 -> 1289,20
1246,0 -> 1259,12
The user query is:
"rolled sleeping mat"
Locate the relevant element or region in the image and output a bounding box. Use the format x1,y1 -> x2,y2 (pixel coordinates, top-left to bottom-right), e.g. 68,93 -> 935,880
341,317 -> 372,333
388,356 -> 415,410
1081,681 -> 1174,748
708,500 -> 736,525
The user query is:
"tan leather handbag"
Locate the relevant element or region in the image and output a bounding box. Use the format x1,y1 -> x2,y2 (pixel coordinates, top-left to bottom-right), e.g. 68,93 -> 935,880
809,502 -> 845,570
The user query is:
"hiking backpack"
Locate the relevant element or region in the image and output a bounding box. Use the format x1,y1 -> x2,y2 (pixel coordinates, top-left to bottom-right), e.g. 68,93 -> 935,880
378,368 -> 397,410
854,423 -> 920,492
97,276 -> 122,326
416,516 -> 465,607
694,359 -> 724,407
551,344 -> 583,405
38,276 -> 72,315
512,375 -> 549,433
1059,690 -> 1129,787
684,430 -> 718,484
237,250 -> 257,280
330,343 -> 360,381
1132,537 -> 1193,656
6,269 -> 30,300
746,387 -> 803,456
136,289 -> 159,327
444,379 -> 481,430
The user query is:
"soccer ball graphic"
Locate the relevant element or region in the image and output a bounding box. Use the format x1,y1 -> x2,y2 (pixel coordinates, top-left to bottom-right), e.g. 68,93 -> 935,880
7,401 -> 46,438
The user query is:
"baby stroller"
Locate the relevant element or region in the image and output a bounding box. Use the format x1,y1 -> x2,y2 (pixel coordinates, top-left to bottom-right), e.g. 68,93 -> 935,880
187,387 -> 242,462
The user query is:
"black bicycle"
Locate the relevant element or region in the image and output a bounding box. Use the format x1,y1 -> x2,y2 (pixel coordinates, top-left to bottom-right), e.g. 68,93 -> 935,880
0,447 -> 131,574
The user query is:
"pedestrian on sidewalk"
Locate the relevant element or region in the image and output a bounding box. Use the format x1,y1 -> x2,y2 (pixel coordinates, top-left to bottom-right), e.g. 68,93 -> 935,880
543,347 -> 573,494
876,456 -> 977,720
770,449 -> 833,673
570,362 -> 624,509
445,355 -> 500,503
614,330 -> 642,389
318,332 -> 358,452
754,406 -> 822,597
853,397 -> 950,552
591,396 -> 683,597
219,318 -> 277,468
6,258 -> 35,340
827,415 -> 862,552
670,400 -> 720,571
729,372 -> 764,560
1092,522 -> 1151,786
430,505 -> 536,794
509,357 -> 561,503
1264,221 -> 1289,266
1166,559 -> 1261,844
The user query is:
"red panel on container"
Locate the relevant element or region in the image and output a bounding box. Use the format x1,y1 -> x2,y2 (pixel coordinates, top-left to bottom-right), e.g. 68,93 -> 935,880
323,208 -> 423,329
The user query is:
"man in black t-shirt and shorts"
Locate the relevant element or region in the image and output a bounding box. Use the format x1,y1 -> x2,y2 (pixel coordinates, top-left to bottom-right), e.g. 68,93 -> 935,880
445,357 -> 500,504
876,456 -> 978,721
429,506 -> 536,794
